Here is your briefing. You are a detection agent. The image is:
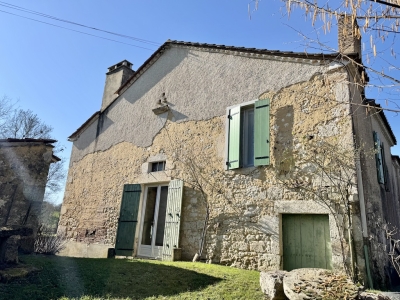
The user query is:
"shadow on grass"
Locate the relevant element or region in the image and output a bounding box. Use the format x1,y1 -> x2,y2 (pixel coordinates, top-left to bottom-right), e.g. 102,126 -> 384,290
0,255 -> 221,300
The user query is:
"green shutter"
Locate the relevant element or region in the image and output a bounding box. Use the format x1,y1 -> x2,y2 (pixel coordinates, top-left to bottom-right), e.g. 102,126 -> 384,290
227,106 -> 241,169
373,132 -> 384,184
381,143 -> 389,190
162,179 -> 183,261
115,184 -> 141,256
254,99 -> 270,166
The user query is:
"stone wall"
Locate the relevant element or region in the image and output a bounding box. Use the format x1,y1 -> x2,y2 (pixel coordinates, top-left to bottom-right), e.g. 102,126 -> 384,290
0,140 -> 55,251
59,68 -> 361,276
349,70 -> 400,288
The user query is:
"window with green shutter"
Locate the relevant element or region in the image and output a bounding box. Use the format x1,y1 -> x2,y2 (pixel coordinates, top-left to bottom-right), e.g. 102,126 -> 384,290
381,143 -> 390,191
226,99 -> 270,169
373,131 -> 389,188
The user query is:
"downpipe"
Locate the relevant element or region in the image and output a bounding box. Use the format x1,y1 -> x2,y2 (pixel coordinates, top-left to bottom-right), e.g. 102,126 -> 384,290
355,154 -> 374,288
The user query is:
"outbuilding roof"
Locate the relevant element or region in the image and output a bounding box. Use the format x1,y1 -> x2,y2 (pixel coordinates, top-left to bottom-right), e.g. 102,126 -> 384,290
0,138 -> 57,144
0,138 -> 61,161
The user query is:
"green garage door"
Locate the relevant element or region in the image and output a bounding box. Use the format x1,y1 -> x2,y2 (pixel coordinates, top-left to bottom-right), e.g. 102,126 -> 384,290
282,214 -> 332,271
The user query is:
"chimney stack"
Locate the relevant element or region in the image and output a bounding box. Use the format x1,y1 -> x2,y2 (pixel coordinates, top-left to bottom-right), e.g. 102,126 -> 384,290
338,16 -> 361,59
101,60 -> 134,111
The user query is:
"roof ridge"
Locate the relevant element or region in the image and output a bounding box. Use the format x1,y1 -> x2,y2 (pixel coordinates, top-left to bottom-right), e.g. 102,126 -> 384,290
115,39 -> 351,99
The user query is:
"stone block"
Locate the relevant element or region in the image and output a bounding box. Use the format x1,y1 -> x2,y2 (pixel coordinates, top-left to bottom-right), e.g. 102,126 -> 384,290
258,254 -> 280,271
4,235 -> 20,264
359,292 -> 391,300
233,241 -> 249,252
250,241 -> 266,253
260,270 -> 287,300
172,248 -> 182,261
283,268 -> 359,300
18,236 -> 34,253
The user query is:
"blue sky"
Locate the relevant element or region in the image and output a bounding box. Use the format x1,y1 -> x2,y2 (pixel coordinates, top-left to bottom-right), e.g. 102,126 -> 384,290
1,0 -> 399,203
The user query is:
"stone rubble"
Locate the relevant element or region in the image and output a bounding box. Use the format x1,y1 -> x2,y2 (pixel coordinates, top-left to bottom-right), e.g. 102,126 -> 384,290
260,270 -> 287,300
260,268 -> 392,300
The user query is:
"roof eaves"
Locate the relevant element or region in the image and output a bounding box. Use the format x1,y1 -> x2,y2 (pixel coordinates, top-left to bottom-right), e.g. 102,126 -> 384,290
68,111 -> 100,141
115,42 -> 169,97
365,99 -> 397,145
167,40 -> 351,59
52,154 -> 61,162
111,40 -> 352,111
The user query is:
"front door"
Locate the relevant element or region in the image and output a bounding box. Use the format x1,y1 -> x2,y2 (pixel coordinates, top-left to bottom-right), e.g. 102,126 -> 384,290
138,185 -> 169,259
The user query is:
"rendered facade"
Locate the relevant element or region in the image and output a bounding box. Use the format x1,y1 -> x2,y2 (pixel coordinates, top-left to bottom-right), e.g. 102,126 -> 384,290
58,18 -> 400,288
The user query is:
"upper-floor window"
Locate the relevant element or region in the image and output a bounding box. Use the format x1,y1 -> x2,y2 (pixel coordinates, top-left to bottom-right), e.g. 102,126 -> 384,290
226,99 -> 270,169
241,106 -> 255,167
151,161 -> 166,172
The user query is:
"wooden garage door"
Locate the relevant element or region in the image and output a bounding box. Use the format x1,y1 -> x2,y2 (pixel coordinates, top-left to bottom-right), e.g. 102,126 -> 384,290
282,214 -> 332,271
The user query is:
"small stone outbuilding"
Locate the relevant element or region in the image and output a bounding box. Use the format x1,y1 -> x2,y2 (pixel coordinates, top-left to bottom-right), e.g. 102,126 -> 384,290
0,138 -> 60,254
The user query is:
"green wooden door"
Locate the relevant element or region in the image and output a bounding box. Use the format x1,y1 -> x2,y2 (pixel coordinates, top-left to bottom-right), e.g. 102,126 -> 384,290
282,214 -> 332,271
162,179 -> 183,261
115,184 -> 141,256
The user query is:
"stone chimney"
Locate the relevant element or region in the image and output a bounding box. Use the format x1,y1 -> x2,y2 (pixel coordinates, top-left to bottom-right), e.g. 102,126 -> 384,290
101,60 -> 134,111
338,16 -> 361,59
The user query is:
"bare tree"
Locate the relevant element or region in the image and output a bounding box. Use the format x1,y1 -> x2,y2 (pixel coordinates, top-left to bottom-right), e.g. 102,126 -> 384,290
40,201 -> 62,234
1,108 -> 53,139
44,142 -> 66,194
386,226 -> 400,277
161,118 -> 257,262
0,96 -> 16,134
249,0 -> 400,111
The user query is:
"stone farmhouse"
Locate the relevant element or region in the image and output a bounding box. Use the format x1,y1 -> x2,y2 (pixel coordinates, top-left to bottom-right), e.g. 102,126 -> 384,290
58,18 -> 400,288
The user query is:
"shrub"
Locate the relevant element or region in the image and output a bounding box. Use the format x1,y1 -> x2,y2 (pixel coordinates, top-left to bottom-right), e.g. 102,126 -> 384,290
34,225 -> 66,255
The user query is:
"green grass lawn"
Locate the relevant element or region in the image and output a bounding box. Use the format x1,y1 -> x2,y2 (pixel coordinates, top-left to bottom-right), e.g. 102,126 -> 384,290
0,255 -> 264,300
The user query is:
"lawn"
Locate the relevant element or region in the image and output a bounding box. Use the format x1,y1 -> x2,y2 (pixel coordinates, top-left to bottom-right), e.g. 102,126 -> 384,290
0,255 -> 264,300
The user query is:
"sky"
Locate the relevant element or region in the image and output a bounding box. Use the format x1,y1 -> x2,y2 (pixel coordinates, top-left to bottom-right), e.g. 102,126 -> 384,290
0,0 -> 399,204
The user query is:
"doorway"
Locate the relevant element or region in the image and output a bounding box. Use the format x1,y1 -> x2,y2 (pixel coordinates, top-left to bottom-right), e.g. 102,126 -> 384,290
138,185 -> 169,259
282,214 -> 332,271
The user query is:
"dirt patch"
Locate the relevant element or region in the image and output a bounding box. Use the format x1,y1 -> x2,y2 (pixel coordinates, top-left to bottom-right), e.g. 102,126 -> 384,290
0,264 -> 40,282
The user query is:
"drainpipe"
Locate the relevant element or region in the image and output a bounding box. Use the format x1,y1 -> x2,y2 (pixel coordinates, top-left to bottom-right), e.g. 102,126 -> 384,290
355,154 -> 374,289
